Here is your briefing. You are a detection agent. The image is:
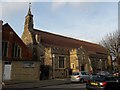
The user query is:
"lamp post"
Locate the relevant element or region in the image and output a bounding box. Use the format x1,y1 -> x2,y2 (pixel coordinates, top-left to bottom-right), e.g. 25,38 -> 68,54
52,54 -> 55,79
100,59 -> 102,71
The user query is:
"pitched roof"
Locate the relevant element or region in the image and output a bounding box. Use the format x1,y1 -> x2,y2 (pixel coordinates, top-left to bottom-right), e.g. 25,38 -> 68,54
34,29 -> 107,54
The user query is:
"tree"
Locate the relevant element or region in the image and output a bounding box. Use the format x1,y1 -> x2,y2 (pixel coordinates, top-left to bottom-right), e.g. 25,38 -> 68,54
100,30 -> 120,62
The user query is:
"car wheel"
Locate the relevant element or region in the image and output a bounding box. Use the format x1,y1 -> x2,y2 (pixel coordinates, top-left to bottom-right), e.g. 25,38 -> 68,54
106,87 -> 112,90
108,88 -> 112,90
80,78 -> 84,83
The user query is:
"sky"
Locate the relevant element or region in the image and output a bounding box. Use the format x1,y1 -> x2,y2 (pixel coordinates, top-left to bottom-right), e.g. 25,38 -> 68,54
1,0 -> 119,44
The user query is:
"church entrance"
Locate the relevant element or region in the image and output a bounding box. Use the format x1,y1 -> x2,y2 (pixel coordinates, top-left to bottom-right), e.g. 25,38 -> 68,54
81,65 -> 84,71
40,65 -> 49,80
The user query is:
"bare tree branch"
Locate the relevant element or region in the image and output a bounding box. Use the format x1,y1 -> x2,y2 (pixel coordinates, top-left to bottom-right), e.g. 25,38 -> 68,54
100,30 -> 120,62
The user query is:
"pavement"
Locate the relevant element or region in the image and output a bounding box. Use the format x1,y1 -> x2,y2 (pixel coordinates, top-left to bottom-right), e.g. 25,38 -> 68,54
0,63 -> 2,90
2,78 -> 71,89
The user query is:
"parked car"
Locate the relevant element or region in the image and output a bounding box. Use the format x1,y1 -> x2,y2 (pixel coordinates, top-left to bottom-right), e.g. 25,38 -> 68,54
90,73 -> 98,79
86,74 -> 120,90
97,71 -> 110,76
112,71 -> 120,78
70,71 -> 90,83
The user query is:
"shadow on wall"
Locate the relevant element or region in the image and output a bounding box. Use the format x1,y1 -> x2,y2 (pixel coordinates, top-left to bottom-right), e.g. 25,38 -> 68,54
40,65 -> 49,80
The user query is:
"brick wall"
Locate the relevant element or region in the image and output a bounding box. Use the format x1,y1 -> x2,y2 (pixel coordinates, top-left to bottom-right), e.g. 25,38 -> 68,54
2,23 -> 35,81
2,23 -> 32,61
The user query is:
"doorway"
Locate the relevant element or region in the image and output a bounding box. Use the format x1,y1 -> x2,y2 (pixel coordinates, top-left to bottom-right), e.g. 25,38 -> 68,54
3,62 -> 12,80
81,65 -> 84,71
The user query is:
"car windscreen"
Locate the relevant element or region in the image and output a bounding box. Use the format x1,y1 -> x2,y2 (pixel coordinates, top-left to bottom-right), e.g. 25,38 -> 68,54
72,72 -> 79,75
91,75 -> 117,81
91,75 -> 106,81
105,76 -> 117,81
81,72 -> 89,75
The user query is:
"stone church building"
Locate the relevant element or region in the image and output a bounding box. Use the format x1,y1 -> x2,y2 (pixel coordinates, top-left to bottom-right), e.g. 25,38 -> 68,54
22,5 -> 108,80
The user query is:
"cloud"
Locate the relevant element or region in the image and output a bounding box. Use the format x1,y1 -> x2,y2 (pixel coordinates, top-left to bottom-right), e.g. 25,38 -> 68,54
52,0 -> 119,2
52,0 -> 119,13
0,3 -> 2,19
2,0 -> 37,2
1,0 -> 119,2
1,0 -> 119,16
51,2 -> 66,11
51,2 -> 91,11
2,2 -> 28,18
1,1 -> 118,43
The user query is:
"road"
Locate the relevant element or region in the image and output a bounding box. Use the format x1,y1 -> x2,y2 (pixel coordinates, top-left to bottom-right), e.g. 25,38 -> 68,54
42,83 -> 86,88
2,83 -> 87,90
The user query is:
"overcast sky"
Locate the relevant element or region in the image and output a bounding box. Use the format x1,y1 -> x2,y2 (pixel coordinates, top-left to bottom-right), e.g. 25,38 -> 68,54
1,0 -> 119,44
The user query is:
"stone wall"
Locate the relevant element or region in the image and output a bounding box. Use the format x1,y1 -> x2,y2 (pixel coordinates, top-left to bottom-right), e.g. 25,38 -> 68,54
2,61 -> 40,81
70,48 -> 79,72
90,54 -> 108,73
43,47 -> 70,79
55,69 -> 68,78
44,47 -> 52,66
70,47 -> 93,73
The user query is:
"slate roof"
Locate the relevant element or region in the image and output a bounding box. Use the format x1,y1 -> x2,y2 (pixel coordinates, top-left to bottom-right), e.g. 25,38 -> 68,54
34,29 -> 108,54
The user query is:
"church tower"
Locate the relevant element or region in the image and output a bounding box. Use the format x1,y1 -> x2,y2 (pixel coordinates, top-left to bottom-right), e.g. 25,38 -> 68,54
24,3 -> 34,31
22,3 -> 35,47
22,3 -> 38,60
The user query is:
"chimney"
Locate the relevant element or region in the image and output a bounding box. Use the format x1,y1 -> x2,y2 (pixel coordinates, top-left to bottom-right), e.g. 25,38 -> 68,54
0,20 -> 3,30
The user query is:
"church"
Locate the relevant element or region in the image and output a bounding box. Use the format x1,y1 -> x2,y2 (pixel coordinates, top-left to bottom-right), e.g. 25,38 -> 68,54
21,4 -> 109,80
